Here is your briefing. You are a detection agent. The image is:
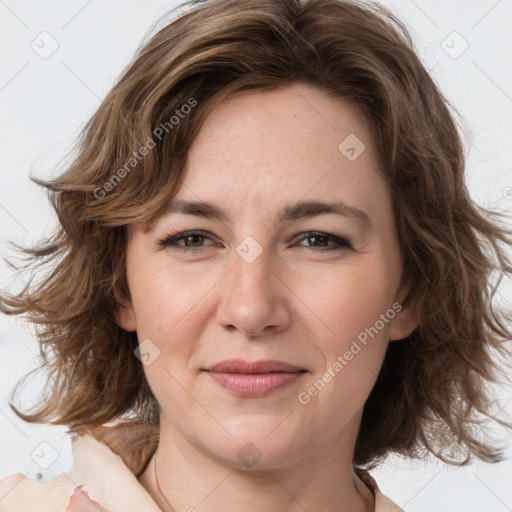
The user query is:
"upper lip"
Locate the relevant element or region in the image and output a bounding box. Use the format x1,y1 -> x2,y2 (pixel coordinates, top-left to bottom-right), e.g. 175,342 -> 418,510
205,359 -> 305,374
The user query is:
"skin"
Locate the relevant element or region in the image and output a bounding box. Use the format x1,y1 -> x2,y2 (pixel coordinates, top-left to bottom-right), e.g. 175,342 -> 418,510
115,82 -> 417,512
66,486 -> 108,511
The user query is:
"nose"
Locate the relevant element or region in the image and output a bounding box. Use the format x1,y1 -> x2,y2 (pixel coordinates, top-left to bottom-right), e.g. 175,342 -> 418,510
215,245 -> 292,338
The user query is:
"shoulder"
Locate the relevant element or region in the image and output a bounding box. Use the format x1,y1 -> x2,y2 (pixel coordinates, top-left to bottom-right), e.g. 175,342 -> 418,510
355,467 -> 405,512
0,422 -> 160,512
0,468 -> 75,512
78,422 -> 159,477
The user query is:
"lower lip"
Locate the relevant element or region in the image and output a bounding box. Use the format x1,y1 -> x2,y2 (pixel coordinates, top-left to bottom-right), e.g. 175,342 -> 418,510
206,371 -> 305,397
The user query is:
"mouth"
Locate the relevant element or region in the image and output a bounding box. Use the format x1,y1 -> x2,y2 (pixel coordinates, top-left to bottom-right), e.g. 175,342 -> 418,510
203,359 -> 307,398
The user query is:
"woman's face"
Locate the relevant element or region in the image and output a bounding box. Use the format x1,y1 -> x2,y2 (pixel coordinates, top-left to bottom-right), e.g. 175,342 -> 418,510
116,82 -> 417,469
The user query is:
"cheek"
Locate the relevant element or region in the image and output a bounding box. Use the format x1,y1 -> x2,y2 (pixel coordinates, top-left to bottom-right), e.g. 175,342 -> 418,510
307,261 -> 396,414
128,257 -> 207,337
296,256 -> 397,350
128,259 -> 217,401
298,306 -> 390,428
293,257 -> 395,408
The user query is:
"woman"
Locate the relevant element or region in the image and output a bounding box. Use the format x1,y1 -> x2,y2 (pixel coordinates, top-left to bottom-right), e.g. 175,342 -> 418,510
0,0 -> 511,511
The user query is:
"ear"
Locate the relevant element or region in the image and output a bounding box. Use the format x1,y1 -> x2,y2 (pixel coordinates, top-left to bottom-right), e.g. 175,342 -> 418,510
114,298 -> 137,333
388,286 -> 418,341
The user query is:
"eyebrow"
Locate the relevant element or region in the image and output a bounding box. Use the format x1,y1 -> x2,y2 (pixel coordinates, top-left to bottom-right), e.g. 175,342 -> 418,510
157,199 -> 371,227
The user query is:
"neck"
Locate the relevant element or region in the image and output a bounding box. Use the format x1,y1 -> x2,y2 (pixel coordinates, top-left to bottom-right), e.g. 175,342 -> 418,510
138,418 -> 374,512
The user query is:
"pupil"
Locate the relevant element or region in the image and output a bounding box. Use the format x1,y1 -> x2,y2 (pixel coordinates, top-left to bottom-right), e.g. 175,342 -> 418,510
187,235 -> 202,246
311,236 -> 327,246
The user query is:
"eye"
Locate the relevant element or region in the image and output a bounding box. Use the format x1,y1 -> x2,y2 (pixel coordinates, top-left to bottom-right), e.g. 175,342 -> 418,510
157,230 -> 217,252
157,230 -> 352,253
294,231 -> 352,251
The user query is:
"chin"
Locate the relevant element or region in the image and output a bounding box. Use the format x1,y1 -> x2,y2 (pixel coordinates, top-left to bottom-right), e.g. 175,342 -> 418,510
194,418 -> 309,470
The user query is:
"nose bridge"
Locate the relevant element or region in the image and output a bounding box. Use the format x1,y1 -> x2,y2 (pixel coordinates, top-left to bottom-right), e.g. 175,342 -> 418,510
216,237 -> 291,336
230,236 -> 276,302
235,241 -> 272,287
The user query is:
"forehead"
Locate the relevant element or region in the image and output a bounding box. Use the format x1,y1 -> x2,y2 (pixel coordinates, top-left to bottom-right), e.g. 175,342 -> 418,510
186,83 -> 375,174
136,82 -> 392,236
177,83 -> 385,215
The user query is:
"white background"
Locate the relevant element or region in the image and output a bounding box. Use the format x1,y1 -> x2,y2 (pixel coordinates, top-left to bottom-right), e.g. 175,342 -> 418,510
0,1 -> 511,510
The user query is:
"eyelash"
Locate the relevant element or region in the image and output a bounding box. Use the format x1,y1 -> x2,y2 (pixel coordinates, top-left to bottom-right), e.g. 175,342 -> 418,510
157,230 -> 352,253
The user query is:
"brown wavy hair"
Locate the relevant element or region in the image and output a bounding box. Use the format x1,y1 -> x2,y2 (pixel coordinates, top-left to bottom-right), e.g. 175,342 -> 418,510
2,0 -> 511,470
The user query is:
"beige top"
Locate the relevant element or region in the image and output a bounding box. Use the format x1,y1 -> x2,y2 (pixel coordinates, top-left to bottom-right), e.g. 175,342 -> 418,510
0,423 -> 404,512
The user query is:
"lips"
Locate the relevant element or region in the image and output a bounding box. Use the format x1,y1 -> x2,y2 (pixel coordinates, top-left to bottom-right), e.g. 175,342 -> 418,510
204,359 -> 306,397
205,359 -> 305,374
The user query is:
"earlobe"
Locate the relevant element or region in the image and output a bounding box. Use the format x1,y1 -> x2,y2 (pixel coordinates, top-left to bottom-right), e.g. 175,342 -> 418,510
388,304 -> 418,341
388,287 -> 419,341
114,300 -> 137,332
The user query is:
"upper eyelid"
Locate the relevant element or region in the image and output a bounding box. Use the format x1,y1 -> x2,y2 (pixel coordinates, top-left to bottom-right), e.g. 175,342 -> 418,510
158,230 -> 351,248
157,230 -> 219,249
166,230 -> 218,243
